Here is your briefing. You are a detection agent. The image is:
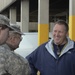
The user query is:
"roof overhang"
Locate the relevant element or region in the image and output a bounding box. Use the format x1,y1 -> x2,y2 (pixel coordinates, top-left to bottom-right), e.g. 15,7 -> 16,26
0,0 -> 17,12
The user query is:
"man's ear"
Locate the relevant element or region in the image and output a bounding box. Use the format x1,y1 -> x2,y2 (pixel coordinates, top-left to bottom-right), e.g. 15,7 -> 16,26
66,32 -> 69,37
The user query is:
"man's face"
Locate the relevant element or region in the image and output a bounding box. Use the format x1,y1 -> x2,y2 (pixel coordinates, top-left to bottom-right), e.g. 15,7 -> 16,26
53,24 -> 68,45
7,33 -> 22,51
0,27 -> 9,45
13,34 -> 22,50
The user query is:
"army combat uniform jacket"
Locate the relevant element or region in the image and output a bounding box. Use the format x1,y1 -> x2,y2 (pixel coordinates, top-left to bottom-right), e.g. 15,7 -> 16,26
0,44 -> 30,75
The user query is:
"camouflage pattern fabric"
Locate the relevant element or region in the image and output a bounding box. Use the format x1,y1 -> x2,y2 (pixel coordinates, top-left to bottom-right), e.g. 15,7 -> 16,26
0,44 -> 30,75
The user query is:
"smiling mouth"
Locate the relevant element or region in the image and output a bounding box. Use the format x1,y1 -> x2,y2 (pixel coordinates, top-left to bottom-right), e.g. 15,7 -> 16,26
55,37 -> 60,40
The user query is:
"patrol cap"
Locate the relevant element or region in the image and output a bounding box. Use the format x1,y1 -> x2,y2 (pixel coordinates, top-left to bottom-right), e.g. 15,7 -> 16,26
0,14 -> 14,30
10,24 -> 24,35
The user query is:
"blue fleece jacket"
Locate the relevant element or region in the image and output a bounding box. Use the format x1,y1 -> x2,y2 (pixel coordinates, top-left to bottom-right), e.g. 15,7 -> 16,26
26,38 -> 75,75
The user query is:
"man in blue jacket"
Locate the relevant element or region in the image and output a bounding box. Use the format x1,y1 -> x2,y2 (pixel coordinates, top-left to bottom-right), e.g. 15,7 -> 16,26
26,20 -> 75,75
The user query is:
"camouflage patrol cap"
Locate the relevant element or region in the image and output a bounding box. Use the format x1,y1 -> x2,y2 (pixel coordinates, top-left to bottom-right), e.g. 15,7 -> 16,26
10,24 -> 24,35
0,14 -> 14,30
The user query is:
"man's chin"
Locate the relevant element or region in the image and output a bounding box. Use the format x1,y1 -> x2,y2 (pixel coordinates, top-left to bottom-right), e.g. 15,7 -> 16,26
54,41 -> 60,45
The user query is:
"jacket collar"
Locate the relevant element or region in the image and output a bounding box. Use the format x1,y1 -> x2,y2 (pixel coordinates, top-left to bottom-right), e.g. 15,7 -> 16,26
45,37 -> 74,58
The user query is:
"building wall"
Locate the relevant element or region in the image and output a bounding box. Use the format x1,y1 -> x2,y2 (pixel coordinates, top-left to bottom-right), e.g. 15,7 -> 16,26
16,22 -> 54,32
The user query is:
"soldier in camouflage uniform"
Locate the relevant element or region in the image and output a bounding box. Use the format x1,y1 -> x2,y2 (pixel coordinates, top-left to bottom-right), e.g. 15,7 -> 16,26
0,16 -> 30,75
4,24 -> 24,51
0,14 -> 14,45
